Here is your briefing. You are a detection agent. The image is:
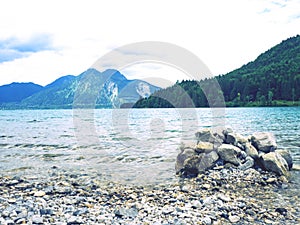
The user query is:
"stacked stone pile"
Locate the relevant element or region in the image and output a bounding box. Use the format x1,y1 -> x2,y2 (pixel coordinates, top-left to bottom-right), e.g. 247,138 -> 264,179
176,128 -> 293,178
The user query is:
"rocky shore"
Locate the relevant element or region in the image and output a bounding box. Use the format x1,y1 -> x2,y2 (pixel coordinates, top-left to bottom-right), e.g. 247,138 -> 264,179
176,128 -> 293,179
0,165 -> 299,225
0,128 -> 299,225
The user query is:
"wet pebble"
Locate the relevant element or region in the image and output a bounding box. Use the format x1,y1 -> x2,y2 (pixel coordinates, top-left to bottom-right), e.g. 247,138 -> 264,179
0,168 -> 298,224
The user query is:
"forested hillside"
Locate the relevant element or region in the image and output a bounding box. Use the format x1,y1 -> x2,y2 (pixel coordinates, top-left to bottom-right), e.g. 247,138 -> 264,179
134,35 -> 300,108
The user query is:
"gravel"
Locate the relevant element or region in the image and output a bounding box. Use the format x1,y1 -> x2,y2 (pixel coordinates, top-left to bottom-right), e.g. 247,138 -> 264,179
0,167 -> 299,224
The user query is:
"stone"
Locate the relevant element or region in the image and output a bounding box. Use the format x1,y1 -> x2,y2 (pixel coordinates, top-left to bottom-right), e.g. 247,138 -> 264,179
266,177 -> 277,183
218,194 -> 231,202
4,220 -> 14,225
197,151 -> 219,172
114,207 -> 138,218
245,143 -> 259,159
222,127 -> 233,136
191,200 -> 201,208
261,152 -> 290,177
251,132 -> 277,153
292,164 -> 300,171
202,183 -> 211,189
67,216 -> 84,224
225,132 -> 248,149
264,219 -> 274,224
195,129 -> 223,148
34,190 -> 46,197
275,207 -> 288,216
238,156 -> 254,170
175,148 -> 196,174
202,216 -> 212,225
7,198 -> 16,203
217,144 -> 241,166
240,151 -> 248,159
213,130 -> 226,143
195,142 -> 214,153
228,215 -> 240,223
40,208 -> 54,215
31,215 -> 43,224
275,149 -> 293,170
182,155 -> 203,177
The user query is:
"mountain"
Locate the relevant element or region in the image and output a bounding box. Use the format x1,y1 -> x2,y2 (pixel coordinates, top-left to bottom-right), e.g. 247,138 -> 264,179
12,69 -> 160,109
0,82 -> 43,104
134,35 -> 300,108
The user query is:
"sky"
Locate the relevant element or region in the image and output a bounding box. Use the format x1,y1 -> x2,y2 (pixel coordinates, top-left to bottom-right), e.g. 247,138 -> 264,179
0,0 -> 299,88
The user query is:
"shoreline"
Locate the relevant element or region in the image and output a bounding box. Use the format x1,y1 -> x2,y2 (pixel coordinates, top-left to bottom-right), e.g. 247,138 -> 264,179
1,167 -> 299,224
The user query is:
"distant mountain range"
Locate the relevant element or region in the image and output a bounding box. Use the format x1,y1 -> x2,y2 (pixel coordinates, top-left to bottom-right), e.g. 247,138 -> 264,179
134,35 -> 300,108
1,35 -> 299,109
0,82 -> 43,103
0,69 -> 160,109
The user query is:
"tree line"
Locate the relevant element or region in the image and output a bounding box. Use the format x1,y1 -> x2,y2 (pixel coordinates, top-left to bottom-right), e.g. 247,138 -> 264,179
133,35 -> 300,108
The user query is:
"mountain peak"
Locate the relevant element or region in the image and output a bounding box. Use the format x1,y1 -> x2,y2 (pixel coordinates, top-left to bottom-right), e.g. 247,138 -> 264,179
102,69 -> 127,81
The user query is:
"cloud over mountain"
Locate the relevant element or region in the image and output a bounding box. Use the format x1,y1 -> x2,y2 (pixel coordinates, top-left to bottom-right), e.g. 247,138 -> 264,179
0,33 -> 55,63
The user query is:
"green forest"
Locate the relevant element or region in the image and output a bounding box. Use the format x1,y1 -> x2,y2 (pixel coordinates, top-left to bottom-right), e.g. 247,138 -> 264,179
133,35 -> 300,108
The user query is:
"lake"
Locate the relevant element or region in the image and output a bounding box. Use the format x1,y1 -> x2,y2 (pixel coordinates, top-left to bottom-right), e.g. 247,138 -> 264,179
0,107 -> 299,185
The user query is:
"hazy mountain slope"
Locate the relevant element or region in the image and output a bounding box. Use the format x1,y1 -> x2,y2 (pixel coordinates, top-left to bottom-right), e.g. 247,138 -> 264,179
134,35 -> 300,108
16,69 -> 160,109
0,82 -> 43,104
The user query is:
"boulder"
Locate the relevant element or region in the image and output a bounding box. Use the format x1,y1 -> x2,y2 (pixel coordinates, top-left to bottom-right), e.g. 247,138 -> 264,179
195,129 -> 223,148
195,142 -> 214,153
197,151 -> 219,172
213,129 -> 226,142
261,152 -> 290,177
251,132 -> 277,153
182,155 -> 203,177
217,144 -> 241,166
175,128 -> 293,179
275,149 -> 293,170
245,143 -> 259,159
225,132 -> 248,150
222,127 -> 233,136
175,148 -> 195,174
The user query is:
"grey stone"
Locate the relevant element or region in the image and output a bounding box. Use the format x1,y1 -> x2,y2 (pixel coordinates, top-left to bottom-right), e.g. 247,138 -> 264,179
198,151 -> 219,172
275,149 -> 293,170
31,215 -> 43,224
191,200 -> 201,209
238,156 -> 254,170
67,216 -> 84,224
195,142 -> 214,153
114,207 -> 138,218
240,151 -> 248,159
229,215 -> 240,223
182,155 -> 203,177
262,152 -> 290,177
251,132 -> 277,153
202,216 -> 212,225
245,143 -> 259,159
225,132 -> 248,149
222,127 -> 233,136
217,144 -> 241,166
73,208 -> 89,216
4,220 -> 14,225
218,194 -> 231,202
195,129 -> 223,148
175,148 -> 196,174
40,208 -> 54,215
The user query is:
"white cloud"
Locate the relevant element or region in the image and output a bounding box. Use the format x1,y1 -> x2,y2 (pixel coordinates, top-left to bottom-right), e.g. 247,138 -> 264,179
0,0 -> 299,86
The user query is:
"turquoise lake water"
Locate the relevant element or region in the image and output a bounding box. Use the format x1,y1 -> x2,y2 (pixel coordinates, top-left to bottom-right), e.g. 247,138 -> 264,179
0,107 -> 299,185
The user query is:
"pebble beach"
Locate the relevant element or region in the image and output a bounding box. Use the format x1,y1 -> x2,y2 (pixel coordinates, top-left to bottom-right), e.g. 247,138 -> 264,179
1,166 -> 299,225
